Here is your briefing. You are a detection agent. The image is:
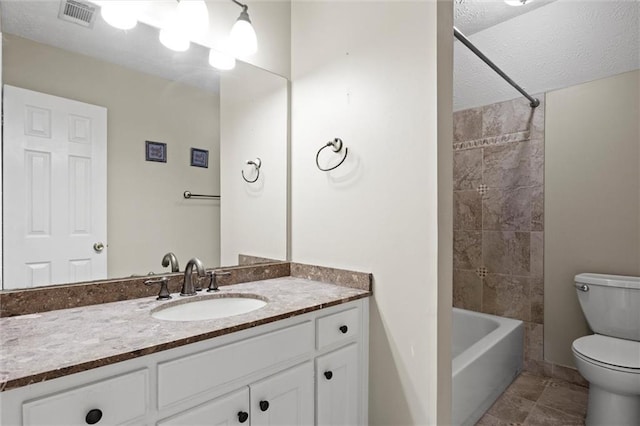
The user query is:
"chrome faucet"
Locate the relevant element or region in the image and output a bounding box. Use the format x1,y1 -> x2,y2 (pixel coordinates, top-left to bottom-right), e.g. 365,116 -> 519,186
181,258 -> 205,296
162,252 -> 180,272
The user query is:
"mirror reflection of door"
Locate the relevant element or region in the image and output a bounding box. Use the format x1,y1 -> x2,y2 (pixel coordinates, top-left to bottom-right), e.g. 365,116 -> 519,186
3,85 -> 107,289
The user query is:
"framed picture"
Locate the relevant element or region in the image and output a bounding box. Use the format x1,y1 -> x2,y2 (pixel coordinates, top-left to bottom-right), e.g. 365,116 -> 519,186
145,141 -> 167,163
190,148 -> 209,168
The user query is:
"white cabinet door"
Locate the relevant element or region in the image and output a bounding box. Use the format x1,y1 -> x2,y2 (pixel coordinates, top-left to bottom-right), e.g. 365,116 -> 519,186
3,85 -> 107,288
158,387 -> 250,426
250,362 -> 314,426
316,344 -> 359,426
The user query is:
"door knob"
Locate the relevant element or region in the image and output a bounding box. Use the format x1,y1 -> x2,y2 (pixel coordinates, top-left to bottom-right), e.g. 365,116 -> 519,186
93,242 -> 105,252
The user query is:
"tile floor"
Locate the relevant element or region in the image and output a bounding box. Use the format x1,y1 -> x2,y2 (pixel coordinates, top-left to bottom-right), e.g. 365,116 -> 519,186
476,372 -> 589,425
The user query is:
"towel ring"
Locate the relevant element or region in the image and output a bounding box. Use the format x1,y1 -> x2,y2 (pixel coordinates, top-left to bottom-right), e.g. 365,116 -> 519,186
241,158 -> 261,183
316,138 -> 348,172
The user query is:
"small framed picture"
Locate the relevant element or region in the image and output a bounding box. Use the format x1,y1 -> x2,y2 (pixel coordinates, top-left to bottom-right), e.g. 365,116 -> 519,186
190,148 -> 209,168
145,141 -> 167,163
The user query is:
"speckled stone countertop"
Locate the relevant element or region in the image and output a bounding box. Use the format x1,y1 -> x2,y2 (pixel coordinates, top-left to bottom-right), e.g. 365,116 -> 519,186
0,277 -> 370,391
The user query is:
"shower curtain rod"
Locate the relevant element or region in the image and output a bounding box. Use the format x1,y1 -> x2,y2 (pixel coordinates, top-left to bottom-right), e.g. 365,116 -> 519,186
454,26 -> 540,108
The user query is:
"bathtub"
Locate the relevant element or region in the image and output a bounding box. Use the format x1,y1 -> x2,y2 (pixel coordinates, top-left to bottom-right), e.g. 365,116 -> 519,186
452,308 -> 524,426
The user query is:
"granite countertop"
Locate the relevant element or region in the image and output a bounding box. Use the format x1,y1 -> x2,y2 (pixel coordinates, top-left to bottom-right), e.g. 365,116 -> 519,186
0,277 -> 370,391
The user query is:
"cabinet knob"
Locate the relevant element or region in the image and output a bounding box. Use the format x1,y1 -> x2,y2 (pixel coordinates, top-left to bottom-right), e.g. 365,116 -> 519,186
85,408 -> 103,424
238,411 -> 249,423
259,400 -> 270,412
324,370 -> 333,380
339,325 -> 348,334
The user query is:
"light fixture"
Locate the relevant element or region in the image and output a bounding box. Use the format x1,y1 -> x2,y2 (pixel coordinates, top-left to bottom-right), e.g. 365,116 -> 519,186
229,0 -> 257,56
505,0 -> 535,6
209,48 -> 236,70
100,1 -> 144,30
159,1 -> 191,52
175,0 -> 209,40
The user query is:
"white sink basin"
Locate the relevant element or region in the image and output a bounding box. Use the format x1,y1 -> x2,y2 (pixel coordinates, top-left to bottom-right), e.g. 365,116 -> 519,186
151,295 -> 267,321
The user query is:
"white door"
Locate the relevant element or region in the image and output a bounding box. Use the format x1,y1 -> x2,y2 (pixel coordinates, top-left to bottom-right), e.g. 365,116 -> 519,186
250,362 -> 314,426
3,85 -> 107,289
157,387 -> 250,426
316,344 -> 359,426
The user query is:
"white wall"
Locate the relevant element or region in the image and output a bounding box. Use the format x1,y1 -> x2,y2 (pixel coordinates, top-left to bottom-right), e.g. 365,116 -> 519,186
220,62 -> 288,265
291,1 -> 452,423
454,0 -> 640,111
545,70 -> 640,367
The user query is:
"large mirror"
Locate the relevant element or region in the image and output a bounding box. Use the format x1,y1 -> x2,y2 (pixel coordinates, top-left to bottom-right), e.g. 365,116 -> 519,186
0,0 -> 288,290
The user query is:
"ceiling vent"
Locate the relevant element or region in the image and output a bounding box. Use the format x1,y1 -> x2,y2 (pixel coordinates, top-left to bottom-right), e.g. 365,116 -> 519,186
58,0 -> 97,28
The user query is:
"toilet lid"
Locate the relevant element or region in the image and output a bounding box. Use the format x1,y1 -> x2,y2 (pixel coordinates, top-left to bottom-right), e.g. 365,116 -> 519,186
573,335 -> 640,369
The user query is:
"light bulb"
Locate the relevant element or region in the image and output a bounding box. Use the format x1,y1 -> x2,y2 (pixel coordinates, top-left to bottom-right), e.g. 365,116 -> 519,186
159,27 -> 190,52
209,48 -> 236,70
229,9 -> 257,56
175,0 -> 209,40
100,1 -> 143,30
159,2 -> 190,52
505,0 -> 534,6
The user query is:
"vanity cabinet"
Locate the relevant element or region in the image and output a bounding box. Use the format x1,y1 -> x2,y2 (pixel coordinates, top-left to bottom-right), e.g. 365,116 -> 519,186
316,344 -> 359,426
158,388 -> 249,426
159,362 -> 313,426
0,298 -> 368,426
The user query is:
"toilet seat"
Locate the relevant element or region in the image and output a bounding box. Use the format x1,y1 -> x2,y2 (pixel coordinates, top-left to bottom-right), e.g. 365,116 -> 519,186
572,335 -> 640,373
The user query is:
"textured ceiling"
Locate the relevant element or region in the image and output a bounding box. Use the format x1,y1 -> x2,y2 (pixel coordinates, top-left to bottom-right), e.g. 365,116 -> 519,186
454,0 -> 640,111
454,0 -> 557,35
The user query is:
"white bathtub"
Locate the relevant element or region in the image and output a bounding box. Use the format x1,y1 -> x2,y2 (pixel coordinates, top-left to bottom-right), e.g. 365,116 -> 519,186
452,308 -> 524,426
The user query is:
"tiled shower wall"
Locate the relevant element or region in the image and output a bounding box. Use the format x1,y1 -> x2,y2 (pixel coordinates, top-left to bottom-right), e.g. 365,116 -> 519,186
452,95 -> 545,373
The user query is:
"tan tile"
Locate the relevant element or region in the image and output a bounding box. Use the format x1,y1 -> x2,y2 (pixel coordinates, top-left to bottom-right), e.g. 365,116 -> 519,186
525,322 -> 544,361
453,269 -> 482,311
482,97 -> 538,137
524,359 -> 553,377
487,393 -> 535,424
454,190 -> 482,231
483,231 -> 512,274
506,373 -> 550,402
454,107 -> 483,142
454,149 -> 483,190
530,94 -> 546,141
483,188 -> 532,231
531,277 -> 544,324
483,274 -> 530,321
531,185 -> 544,231
530,139 -> 544,186
530,233 -> 544,278
551,364 -> 589,388
483,141 -> 532,189
523,405 -> 584,426
537,379 -> 589,418
512,232 -> 531,276
476,413 -> 511,426
454,230 -> 482,270
482,231 -> 530,275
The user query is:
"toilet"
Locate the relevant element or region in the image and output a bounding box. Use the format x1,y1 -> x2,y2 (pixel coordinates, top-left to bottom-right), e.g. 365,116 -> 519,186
572,273 -> 640,426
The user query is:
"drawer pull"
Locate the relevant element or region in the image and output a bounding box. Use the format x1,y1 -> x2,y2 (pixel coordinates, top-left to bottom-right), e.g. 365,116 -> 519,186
324,371 -> 333,380
85,408 -> 103,424
339,325 -> 348,334
259,400 -> 270,412
238,411 -> 249,423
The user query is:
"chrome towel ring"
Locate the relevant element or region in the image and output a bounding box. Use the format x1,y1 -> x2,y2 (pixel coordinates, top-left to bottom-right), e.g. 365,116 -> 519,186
242,158 -> 262,183
316,138 -> 348,171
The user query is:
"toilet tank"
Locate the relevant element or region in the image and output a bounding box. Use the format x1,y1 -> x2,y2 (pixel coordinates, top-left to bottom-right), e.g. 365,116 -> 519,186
575,273 -> 640,341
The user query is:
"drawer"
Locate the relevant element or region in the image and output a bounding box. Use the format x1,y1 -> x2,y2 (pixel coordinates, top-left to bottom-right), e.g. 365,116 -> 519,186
316,307 -> 360,350
158,321 -> 313,408
22,369 -> 148,426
